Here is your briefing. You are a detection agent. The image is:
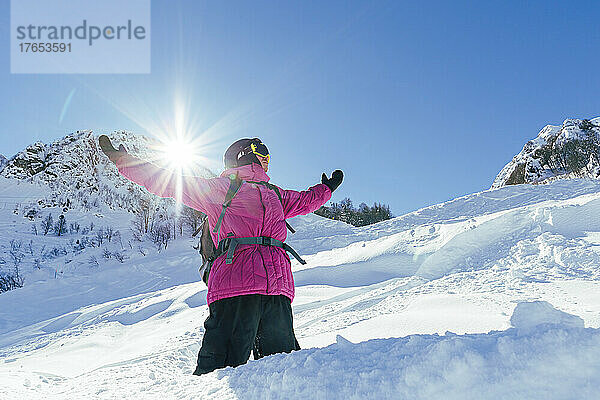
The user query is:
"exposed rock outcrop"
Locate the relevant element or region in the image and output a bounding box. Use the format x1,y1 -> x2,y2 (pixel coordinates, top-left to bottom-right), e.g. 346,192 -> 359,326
492,118 -> 600,188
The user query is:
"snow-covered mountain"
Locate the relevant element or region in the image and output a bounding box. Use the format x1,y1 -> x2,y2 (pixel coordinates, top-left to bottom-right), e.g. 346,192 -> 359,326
1,131 -> 146,211
0,130 -> 213,212
492,117 -> 600,188
1,132 -> 600,398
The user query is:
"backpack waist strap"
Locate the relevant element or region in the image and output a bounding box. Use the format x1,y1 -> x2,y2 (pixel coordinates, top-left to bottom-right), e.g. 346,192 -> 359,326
216,236 -> 306,265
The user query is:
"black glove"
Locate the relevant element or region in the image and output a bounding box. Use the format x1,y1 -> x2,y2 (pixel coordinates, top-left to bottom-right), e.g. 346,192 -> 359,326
321,170 -> 343,193
99,135 -> 127,163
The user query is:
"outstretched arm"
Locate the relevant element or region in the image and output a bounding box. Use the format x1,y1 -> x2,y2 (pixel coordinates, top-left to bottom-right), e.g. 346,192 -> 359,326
99,135 -> 223,214
280,170 -> 343,219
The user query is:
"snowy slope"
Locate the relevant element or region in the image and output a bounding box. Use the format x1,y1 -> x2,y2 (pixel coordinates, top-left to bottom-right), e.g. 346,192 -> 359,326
2,172 -> 600,397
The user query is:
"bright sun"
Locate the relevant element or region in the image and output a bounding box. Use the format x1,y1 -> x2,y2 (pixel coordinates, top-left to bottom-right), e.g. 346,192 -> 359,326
162,138 -> 196,169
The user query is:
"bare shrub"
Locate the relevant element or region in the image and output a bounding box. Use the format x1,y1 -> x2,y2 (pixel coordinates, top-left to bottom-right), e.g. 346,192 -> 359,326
88,256 -> 99,268
41,213 -> 53,235
0,268 -> 24,293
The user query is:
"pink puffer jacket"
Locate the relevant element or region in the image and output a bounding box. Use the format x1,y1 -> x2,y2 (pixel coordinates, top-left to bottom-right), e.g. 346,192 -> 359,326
116,155 -> 331,305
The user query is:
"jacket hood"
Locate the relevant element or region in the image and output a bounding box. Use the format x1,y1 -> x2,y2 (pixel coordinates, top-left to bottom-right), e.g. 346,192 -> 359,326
220,163 -> 270,182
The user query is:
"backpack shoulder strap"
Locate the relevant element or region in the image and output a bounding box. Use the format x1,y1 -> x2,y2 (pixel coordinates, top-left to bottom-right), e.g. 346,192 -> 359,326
265,182 -> 283,202
213,174 -> 243,243
247,180 -> 296,233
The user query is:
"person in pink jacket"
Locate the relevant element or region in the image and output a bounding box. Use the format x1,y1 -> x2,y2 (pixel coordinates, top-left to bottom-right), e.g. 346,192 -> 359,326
99,135 -> 343,374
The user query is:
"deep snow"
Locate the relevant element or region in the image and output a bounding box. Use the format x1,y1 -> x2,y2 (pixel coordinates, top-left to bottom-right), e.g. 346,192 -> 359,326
2,176 -> 600,399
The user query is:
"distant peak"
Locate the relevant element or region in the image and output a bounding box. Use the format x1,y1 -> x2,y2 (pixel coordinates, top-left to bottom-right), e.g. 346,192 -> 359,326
492,118 -> 600,189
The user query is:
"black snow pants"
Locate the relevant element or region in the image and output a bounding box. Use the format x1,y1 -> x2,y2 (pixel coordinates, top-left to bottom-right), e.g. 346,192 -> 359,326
193,294 -> 300,375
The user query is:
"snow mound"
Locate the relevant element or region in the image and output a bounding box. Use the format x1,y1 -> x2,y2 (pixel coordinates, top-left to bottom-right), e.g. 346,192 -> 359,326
222,312 -> 600,400
510,301 -> 584,334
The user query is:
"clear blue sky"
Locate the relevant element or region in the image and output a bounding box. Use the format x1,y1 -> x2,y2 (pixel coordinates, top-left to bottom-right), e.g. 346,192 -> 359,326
1,0 -> 599,216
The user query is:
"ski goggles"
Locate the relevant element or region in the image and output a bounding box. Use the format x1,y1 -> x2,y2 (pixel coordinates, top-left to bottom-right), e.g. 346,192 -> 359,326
250,142 -> 270,163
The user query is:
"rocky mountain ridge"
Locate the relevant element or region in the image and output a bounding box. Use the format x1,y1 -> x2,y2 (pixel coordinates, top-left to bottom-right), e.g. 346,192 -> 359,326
492,117 -> 600,188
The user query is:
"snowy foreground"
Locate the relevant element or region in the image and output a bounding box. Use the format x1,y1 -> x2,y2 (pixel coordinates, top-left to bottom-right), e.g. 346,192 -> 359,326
2,178 -> 600,399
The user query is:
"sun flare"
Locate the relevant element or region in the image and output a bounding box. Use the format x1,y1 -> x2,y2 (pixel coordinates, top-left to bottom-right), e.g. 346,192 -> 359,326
162,138 -> 196,170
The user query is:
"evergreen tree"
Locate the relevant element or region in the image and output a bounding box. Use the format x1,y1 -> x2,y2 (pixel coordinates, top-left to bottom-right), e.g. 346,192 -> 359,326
315,198 -> 393,227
